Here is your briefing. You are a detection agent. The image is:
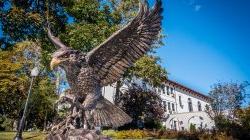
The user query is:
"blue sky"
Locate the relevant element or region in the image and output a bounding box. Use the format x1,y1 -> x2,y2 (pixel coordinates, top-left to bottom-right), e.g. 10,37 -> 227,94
156,0 -> 250,97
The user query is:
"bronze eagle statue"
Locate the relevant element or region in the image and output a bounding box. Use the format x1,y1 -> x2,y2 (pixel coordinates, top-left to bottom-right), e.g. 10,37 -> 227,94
48,0 -> 163,129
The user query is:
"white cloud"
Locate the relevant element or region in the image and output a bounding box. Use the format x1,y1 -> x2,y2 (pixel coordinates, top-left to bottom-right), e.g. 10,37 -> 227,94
194,4 -> 202,11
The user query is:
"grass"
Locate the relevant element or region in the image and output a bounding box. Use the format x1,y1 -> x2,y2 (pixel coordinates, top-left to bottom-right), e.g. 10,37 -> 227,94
0,131 -> 46,140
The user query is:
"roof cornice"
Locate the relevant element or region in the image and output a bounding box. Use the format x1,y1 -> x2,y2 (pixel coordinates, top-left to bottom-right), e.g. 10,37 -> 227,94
165,79 -> 212,102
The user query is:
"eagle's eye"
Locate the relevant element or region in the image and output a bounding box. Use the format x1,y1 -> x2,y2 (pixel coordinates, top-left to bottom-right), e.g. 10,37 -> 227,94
70,54 -> 75,58
59,53 -> 69,58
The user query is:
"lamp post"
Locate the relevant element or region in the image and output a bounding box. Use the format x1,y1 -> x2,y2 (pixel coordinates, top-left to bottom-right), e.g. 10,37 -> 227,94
14,66 -> 39,140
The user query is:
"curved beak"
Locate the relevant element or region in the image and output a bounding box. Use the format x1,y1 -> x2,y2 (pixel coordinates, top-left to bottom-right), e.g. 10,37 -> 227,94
50,58 -> 61,70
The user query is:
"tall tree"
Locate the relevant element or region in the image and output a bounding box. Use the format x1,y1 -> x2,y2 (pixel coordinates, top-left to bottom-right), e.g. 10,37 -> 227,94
206,88 -> 250,139
208,81 -> 249,119
119,83 -> 164,129
0,41 -> 34,119
0,41 -> 57,130
0,0 -> 68,47
205,81 -> 250,132
127,56 -> 167,87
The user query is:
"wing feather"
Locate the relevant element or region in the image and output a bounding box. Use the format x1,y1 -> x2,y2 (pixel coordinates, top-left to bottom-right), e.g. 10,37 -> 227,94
87,0 -> 163,86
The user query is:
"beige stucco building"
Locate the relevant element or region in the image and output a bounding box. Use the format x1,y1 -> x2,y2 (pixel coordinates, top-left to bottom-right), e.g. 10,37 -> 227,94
102,79 -> 215,131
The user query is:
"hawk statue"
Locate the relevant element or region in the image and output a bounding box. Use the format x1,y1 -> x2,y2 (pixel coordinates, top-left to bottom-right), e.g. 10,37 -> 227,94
48,0 -> 163,130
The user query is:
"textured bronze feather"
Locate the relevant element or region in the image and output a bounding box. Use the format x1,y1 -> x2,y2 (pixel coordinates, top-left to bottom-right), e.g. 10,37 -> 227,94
48,0 -> 163,128
87,0 -> 163,86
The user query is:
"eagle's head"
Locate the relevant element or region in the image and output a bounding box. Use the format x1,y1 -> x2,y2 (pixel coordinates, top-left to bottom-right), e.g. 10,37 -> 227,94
47,27 -> 86,70
50,48 -> 85,70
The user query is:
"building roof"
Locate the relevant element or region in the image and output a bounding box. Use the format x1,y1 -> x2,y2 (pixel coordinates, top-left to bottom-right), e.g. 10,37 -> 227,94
165,79 -> 212,102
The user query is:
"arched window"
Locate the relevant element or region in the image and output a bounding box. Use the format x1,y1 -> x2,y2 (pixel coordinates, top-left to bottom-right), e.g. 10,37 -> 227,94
188,98 -> 193,112
198,101 -> 202,111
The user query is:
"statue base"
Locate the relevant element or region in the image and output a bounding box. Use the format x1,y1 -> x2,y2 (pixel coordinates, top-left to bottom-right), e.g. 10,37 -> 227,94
46,129 -> 110,140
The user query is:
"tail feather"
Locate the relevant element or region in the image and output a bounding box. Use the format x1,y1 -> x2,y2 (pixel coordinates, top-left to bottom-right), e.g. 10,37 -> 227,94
91,97 -> 132,127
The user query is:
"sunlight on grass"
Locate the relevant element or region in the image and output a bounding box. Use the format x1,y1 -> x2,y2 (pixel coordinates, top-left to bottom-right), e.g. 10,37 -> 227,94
0,132 -> 46,140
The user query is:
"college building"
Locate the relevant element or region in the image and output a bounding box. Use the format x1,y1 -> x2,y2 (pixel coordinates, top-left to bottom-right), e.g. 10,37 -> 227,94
158,79 -> 214,131
102,79 -> 215,131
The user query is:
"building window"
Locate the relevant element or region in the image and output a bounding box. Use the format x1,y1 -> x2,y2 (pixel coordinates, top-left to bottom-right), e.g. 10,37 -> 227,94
172,103 -> 175,111
198,101 -> 202,111
170,87 -> 175,97
179,96 -> 182,106
162,87 -> 165,94
142,82 -> 147,89
168,102 -> 171,111
173,121 -> 177,130
188,98 -> 193,112
170,87 -> 173,94
166,86 -> 169,95
163,101 -> 167,112
157,88 -> 161,94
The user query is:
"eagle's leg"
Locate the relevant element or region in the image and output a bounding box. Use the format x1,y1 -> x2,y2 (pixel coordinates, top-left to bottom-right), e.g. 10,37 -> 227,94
68,96 -> 80,129
83,116 -> 88,129
51,119 -> 66,133
75,101 -> 89,129
56,95 -> 90,130
50,96 -> 74,133
83,110 -> 93,129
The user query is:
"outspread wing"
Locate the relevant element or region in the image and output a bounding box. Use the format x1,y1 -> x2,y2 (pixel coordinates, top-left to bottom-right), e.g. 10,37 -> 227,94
86,0 -> 163,86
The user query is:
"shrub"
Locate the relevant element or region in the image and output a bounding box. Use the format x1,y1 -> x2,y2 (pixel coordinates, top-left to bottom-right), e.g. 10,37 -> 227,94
103,129 -> 240,140
0,115 -> 13,131
103,129 -> 149,139
190,123 -> 196,133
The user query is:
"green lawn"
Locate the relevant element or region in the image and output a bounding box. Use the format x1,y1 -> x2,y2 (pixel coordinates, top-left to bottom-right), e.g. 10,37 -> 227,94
0,132 -> 46,140
0,131 -> 176,140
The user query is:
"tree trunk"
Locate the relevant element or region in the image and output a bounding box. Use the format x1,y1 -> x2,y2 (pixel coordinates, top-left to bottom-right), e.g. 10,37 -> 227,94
114,80 -> 122,105
43,110 -> 47,132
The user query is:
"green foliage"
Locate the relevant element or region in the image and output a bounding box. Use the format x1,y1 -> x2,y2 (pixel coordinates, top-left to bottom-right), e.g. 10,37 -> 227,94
0,41 -> 57,129
209,108 -> 250,139
208,81 -> 249,118
213,115 -> 231,131
103,129 -> 149,139
127,56 -> 167,87
64,0 -> 101,23
118,83 -> 164,130
0,115 -> 13,131
0,41 -> 34,119
208,82 -> 250,139
214,115 -> 250,139
62,22 -> 117,52
2,7 -> 42,42
144,118 -> 163,130
60,0 -> 137,52
0,0 -> 68,46
0,132 -> 46,140
189,123 -> 196,133
237,107 -> 250,130
102,129 -> 237,140
26,77 -> 57,129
